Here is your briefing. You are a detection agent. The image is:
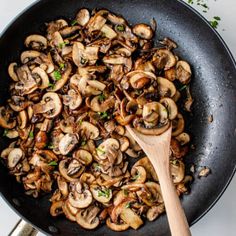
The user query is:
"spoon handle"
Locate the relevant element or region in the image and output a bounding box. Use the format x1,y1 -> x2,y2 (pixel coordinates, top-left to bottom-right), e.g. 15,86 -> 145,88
149,146 -> 191,236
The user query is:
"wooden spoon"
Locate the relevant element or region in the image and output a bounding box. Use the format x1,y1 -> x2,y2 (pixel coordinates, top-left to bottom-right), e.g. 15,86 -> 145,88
126,125 -> 191,236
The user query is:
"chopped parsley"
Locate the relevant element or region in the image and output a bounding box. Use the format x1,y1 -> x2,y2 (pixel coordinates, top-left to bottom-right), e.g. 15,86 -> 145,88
80,58 -> 87,65
213,16 -> 221,21
53,70 -> 62,80
78,119 -> 83,125
59,63 -> 65,69
123,189 -> 129,196
179,85 -> 187,91
98,111 -> 110,120
94,163 -> 101,171
47,143 -> 54,149
48,161 -> 58,166
59,41 -> 69,49
116,24 -> 125,32
96,147 -> 106,154
71,20 -> 78,26
125,202 -> 131,208
131,172 -> 140,181
29,131 -> 34,138
81,139 -> 87,146
98,189 -> 111,198
210,20 -> 219,29
48,83 -> 55,89
98,93 -> 106,102
3,129 -> 8,137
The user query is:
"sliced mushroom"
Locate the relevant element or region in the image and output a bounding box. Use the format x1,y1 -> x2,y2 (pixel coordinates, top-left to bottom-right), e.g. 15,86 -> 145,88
176,61 -> 191,84
131,166 -> 146,184
8,63 -> 19,81
89,95 -> 115,112
106,218 -> 129,231
32,67 -> 49,89
68,182 -> 93,208
25,34 -> 47,50
79,121 -> 99,140
20,50 -> 41,64
8,148 -> 24,168
73,149 -> 93,166
147,204 -> 165,221
0,106 -> 16,129
76,205 -> 100,229
101,24 -> 117,39
80,173 -> 95,185
157,77 -> 176,97
172,113 -> 185,136
90,184 -> 112,203
120,207 -> 143,230
152,49 -> 176,70
170,138 -> 188,158
50,200 -> 63,216
63,89 -> 82,110
33,92 -> 62,119
132,23 -> 153,40
171,160 -> 185,183
17,110 -> 28,129
176,132 -> 190,145
160,97 -> 178,120
76,8 -> 90,26
59,134 -> 79,155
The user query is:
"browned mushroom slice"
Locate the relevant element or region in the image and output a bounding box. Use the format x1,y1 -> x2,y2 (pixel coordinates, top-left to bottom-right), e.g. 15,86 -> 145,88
133,157 -> 158,181
7,148 -> 24,169
76,205 -> 100,229
8,63 -> 19,81
125,70 -> 156,90
176,132 -> 190,146
49,63 -> 72,92
59,134 -> 79,155
79,121 -> 99,140
89,95 -> 115,112
101,24 -> 117,39
103,54 -> 132,68
157,77 -> 176,97
87,12 -> 106,32
152,49 -> 176,70
90,184 -> 112,203
130,166 -> 146,184
170,138 -> 189,158
17,110 -> 28,129
73,149 -> 93,166
120,207 -> 143,230
132,23 -> 153,40
20,50 -> 41,64
68,182 -> 93,209
5,130 -> 19,139
47,19 -> 68,40
32,67 -> 50,89
80,173 -> 95,185
106,218 -> 129,231
76,8 -> 90,26
184,86 -> 194,112
50,200 -> 64,217
62,200 -> 77,222
0,106 -> 16,129
33,92 -> 62,119
25,34 -> 47,50
72,42 -> 99,67
146,204 -> 165,221
172,113 -> 185,136
63,89 -> 82,110
176,61 -> 192,84
160,97 -> 178,120
171,160 -> 185,183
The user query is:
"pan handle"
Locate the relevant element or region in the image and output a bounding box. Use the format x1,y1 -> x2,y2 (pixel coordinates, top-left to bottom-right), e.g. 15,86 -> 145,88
8,219 -> 38,236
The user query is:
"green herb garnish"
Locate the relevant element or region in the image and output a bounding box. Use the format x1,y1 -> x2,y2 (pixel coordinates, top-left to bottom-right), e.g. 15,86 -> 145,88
78,119 -> 83,125
59,41 -> 69,49
80,57 -> 87,65
29,131 -> 34,138
131,172 -> 140,180
53,70 -> 62,80
116,24 -> 125,32
59,63 -> 65,69
48,83 -> 55,89
48,161 -> 58,166
210,20 -> 219,29
71,20 -> 78,26
98,111 -> 110,120
179,85 -> 187,91
98,189 -> 111,198
214,16 -> 221,21
94,163 -> 101,171
47,143 -> 54,149
123,189 -> 129,196
125,202 -> 131,208
96,147 -> 106,154
81,139 -> 86,146
98,93 -> 106,102
3,129 -> 8,137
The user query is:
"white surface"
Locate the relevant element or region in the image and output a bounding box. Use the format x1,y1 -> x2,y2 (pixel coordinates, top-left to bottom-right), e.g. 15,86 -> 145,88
0,0 -> 235,235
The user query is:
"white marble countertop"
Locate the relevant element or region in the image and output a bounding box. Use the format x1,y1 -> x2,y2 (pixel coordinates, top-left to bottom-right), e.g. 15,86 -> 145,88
0,0 -> 235,235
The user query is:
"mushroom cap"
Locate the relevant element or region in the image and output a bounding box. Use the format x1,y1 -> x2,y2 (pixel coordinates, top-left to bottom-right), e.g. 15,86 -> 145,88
76,8 -> 90,26
8,148 -> 24,168
132,23 -> 153,40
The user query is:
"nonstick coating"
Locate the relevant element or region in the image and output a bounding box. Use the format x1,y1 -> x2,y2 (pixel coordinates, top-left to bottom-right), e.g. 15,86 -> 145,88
0,0 -> 236,235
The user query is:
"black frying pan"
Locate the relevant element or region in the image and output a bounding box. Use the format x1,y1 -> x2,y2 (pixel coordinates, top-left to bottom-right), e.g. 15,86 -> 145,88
0,0 -> 236,235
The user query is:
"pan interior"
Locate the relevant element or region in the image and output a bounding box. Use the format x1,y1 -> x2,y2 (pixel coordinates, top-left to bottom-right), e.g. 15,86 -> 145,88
0,0 -> 235,235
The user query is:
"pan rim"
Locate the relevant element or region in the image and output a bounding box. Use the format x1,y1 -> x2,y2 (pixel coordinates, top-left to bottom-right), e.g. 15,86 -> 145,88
0,0 -> 235,235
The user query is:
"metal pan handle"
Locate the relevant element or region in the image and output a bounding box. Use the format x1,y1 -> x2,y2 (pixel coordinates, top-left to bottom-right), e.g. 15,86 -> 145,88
8,219 -> 38,236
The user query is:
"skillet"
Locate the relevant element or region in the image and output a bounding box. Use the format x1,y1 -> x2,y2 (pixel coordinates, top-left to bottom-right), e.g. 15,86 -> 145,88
0,0 -> 236,235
